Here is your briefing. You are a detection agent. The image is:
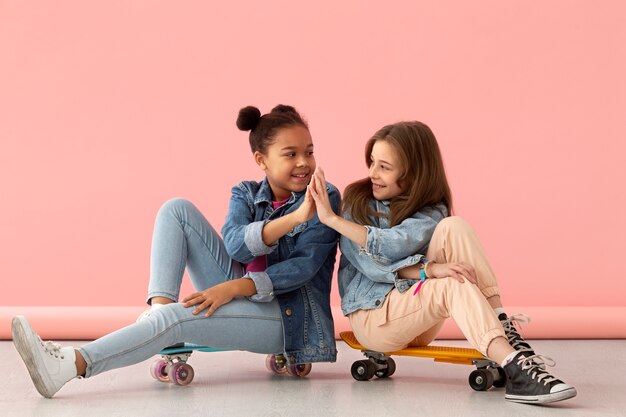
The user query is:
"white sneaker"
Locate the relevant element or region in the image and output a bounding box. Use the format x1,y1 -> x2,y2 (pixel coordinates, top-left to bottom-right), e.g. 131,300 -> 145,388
11,316 -> 77,398
136,303 -> 166,322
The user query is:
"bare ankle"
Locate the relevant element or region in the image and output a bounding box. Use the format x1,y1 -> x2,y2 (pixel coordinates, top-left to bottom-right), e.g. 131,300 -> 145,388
75,350 -> 87,377
486,336 -> 515,365
150,297 -> 175,305
486,295 -> 502,309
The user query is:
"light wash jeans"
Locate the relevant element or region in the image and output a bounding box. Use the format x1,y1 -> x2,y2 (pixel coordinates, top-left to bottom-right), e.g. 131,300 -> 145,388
79,199 -> 284,378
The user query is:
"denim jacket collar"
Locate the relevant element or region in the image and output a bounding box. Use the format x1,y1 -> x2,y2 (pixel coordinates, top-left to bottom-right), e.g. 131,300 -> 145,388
253,177 -> 305,206
369,199 -> 391,228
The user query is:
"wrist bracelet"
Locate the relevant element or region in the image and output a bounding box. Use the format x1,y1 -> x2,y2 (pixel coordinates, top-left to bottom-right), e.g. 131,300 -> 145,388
423,260 -> 432,278
414,258 -> 429,295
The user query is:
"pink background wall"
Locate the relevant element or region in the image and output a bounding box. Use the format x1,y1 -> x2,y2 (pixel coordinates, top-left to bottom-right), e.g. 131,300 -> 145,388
1,1 -> 625,338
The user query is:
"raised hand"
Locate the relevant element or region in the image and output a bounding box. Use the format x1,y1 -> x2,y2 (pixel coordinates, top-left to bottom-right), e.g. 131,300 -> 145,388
309,167 -> 337,226
292,184 -> 317,224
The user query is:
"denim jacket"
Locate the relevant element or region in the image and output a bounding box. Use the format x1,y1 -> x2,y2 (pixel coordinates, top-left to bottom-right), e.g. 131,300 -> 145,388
338,198 -> 448,316
221,178 -> 340,364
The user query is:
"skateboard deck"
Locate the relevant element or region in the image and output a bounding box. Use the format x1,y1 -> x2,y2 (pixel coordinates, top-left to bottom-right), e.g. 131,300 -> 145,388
340,331 -> 505,391
150,343 -> 312,386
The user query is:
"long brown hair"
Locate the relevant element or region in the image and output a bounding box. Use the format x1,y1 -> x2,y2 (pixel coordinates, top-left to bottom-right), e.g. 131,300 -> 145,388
343,121 -> 452,226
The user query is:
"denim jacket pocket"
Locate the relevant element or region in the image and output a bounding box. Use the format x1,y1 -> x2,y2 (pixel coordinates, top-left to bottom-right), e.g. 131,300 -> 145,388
378,288 -> 423,326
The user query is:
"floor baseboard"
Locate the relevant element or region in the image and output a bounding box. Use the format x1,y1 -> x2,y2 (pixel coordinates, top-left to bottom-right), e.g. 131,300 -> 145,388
1,305 -> 624,340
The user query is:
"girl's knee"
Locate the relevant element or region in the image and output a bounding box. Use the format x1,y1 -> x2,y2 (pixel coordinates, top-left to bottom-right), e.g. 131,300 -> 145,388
442,277 -> 482,298
157,198 -> 198,219
438,216 -> 470,232
152,302 -> 195,324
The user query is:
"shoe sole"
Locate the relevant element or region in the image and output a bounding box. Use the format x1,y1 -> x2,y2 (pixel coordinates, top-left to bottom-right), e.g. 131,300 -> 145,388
506,387 -> 577,404
11,316 -> 56,398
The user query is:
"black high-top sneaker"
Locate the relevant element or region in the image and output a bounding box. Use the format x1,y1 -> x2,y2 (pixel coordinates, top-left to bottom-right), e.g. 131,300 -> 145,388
503,351 -> 577,404
499,313 -> 535,355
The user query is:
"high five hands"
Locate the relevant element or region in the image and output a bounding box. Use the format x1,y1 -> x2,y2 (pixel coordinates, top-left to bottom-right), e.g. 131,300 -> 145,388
292,179 -> 317,224
309,167 -> 337,225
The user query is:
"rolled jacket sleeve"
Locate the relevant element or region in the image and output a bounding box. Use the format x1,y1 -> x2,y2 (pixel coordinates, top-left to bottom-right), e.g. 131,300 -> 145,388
244,220 -> 277,257
340,235 -> 424,285
363,204 -> 447,263
244,271 -> 274,302
222,184 -> 272,264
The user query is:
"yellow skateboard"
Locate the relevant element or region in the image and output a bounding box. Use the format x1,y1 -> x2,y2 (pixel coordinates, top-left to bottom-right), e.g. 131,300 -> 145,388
340,331 -> 506,391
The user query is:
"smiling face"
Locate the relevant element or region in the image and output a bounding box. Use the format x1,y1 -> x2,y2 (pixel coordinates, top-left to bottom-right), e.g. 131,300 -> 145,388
369,140 -> 404,201
255,125 -> 316,201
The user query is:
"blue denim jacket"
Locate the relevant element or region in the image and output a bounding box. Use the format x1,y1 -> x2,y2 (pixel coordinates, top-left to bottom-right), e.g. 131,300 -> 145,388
338,199 -> 448,315
221,178 -> 340,364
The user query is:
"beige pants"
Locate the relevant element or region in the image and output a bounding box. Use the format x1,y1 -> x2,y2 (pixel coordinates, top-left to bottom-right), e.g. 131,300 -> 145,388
349,216 -> 506,356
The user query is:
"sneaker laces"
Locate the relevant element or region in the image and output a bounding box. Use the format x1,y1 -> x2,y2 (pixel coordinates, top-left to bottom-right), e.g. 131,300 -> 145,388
501,314 -> 533,352
517,354 -> 558,385
39,338 -> 65,359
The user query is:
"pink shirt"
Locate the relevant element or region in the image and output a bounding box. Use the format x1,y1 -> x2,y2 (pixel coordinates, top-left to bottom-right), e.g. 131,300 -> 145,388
245,197 -> 289,272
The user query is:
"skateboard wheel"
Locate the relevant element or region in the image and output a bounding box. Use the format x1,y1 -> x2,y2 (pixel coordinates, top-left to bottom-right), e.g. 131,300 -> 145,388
492,366 -> 507,388
169,362 -> 194,386
286,363 -> 312,377
469,369 -> 494,391
266,354 -> 288,375
150,359 -> 170,383
375,358 -> 396,378
351,360 -> 376,381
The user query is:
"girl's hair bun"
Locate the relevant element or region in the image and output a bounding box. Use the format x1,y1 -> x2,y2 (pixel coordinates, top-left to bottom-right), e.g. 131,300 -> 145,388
271,104 -> 297,114
236,106 -> 262,131
238,103 -> 307,154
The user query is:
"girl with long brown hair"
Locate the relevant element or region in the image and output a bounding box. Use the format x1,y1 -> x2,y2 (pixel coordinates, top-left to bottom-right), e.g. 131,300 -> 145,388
310,121 -> 577,404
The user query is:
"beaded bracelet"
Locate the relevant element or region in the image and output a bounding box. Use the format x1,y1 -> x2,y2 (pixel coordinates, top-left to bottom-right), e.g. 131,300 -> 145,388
413,259 -> 429,295
423,260 -> 432,278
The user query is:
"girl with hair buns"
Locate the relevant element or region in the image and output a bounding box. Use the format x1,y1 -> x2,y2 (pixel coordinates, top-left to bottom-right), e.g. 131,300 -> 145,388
309,121 -> 577,404
12,104 -> 341,399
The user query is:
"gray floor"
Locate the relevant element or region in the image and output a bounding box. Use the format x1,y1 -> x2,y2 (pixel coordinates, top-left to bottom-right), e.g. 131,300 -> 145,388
1,339 -> 624,417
